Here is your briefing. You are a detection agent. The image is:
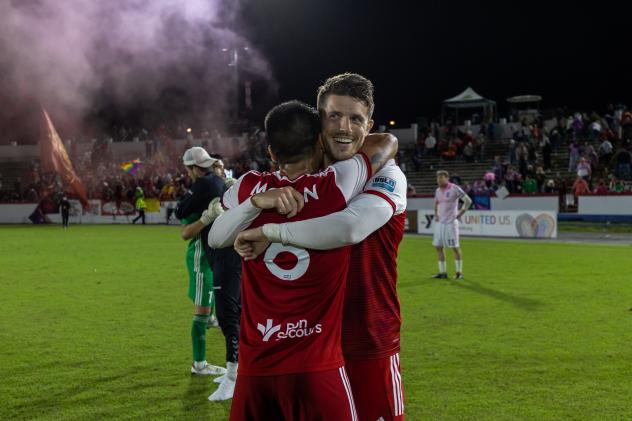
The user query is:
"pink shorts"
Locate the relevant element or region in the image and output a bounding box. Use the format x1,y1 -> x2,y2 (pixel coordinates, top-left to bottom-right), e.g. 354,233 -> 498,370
345,353 -> 405,420
230,367 -> 358,421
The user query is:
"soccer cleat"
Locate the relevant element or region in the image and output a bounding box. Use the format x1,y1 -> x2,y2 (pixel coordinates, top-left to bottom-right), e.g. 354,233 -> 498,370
207,315 -> 219,329
213,374 -> 225,384
208,376 -> 236,401
191,363 -> 227,376
432,273 -> 448,279
455,272 -> 463,280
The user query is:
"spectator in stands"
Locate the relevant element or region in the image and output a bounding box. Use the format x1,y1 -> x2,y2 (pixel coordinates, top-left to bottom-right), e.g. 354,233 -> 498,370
527,141 -> 537,164
584,142 -> 598,169
411,138 -> 423,171
492,156 -> 504,182
441,140 -> 457,161
572,113 -> 584,140
463,141 -> 475,163
572,175 -> 590,197
517,143 -> 528,177
568,142 -> 579,172
590,119 -> 602,141
535,166 -> 546,192
599,138 -> 614,167
609,175 -> 625,193
544,179 -> 557,194
406,183 -> 416,197
540,136 -> 552,170
477,133 -> 487,162
611,146 -> 632,180
621,111 -> 632,144
508,139 -> 517,165
549,126 -> 562,150
504,166 -> 521,193
449,172 -> 462,186
424,132 -> 436,156
522,175 -> 538,194
484,171 -> 496,190
593,180 -> 609,194
576,157 -> 591,181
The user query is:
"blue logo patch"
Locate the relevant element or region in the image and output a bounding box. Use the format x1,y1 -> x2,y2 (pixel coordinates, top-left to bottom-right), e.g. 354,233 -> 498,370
371,176 -> 396,192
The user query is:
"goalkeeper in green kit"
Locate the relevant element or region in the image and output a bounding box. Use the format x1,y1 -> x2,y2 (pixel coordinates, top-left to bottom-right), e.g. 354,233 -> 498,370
176,146 -> 227,376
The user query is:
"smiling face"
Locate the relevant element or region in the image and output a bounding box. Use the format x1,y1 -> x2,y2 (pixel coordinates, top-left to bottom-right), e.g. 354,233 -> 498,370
320,94 -> 374,162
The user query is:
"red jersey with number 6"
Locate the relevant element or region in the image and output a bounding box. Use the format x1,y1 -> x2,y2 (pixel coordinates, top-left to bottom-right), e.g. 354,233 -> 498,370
222,154 -> 371,376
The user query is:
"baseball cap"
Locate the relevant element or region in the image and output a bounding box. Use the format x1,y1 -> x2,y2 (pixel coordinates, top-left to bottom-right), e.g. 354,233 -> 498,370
182,146 -> 217,168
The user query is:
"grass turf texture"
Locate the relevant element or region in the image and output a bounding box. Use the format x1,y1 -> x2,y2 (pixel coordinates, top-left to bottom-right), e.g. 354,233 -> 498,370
1,225 -> 631,420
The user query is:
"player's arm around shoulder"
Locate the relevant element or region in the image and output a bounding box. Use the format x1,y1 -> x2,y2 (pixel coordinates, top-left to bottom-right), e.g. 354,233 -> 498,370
209,172 -> 304,249
361,132 -> 398,175
365,163 -> 407,215
329,133 -> 398,205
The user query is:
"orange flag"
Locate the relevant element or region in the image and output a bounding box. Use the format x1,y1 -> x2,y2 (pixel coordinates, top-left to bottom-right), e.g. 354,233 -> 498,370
40,108 -> 89,208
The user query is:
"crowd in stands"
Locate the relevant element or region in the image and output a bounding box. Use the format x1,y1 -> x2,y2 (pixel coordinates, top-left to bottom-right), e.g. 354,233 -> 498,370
0,127 -> 271,205
2,105 -> 632,210
406,106 -> 632,206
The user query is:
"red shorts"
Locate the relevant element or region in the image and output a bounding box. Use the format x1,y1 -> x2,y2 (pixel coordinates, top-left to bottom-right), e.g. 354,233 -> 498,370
230,367 -> 358,421
345,353 -> 405,421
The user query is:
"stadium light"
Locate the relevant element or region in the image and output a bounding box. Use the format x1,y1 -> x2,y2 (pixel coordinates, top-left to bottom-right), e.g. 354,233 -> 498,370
221,46 -> 250,119
389,120 -> 396,126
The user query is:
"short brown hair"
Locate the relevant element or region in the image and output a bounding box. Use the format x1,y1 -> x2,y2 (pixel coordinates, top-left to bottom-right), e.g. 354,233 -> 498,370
316,73 -> 375,118
436,170 -> 449,178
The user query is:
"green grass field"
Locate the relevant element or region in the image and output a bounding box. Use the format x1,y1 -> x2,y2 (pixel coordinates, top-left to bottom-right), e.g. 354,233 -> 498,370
1,225 -> 631,420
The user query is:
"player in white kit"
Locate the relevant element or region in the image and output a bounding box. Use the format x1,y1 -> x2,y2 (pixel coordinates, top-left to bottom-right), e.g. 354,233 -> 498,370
432,170 -> 472,280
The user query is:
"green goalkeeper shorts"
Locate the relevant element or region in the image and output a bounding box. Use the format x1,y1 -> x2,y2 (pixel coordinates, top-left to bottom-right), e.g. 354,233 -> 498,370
186,236 -> 214,307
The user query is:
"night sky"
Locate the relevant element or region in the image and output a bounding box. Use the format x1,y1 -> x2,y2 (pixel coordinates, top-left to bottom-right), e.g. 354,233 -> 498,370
0,0 -> 629,143
239,0 -> 629,124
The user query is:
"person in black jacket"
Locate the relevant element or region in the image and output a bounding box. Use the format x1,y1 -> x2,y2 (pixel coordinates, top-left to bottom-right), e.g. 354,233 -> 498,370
176,147 -> 226,377
175,147 -> 242,401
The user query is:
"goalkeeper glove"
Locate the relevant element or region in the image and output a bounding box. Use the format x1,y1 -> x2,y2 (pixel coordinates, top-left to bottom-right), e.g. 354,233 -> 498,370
200,197 -> 224,225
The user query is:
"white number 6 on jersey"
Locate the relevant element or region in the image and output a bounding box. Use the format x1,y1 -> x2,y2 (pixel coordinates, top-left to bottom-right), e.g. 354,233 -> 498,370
263,243 -> 310,281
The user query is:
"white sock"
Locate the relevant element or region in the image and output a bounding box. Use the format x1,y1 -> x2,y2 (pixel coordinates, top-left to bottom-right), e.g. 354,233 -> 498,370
226,362 -> 238,381
194,360 -> 207,369
438,261 -> 446,273
455,260 -> 462,273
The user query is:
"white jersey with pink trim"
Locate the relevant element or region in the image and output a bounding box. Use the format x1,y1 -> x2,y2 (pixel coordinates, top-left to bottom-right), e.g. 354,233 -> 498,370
434,182 -> 466,224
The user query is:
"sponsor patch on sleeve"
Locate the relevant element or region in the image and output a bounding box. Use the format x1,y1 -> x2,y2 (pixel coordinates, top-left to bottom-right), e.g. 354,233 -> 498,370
371,176 -> 396,192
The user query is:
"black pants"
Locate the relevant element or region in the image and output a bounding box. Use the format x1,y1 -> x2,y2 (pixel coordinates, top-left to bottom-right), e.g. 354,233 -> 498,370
132,210 -> 145,224
62,212 -> 69,227
208,247 -> 242,363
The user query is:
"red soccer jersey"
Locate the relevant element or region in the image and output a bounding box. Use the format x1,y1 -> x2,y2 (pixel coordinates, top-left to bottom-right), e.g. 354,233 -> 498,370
342,162 -> 407,360
223,155 -> 371,376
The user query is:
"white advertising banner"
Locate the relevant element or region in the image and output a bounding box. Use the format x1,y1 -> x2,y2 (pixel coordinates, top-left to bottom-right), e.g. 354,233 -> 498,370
416,210 -> 558,239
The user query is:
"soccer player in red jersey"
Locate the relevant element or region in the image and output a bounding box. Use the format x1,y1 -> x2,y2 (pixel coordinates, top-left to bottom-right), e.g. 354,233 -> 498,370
209,99 -> 396,420
235,73 -> 407,420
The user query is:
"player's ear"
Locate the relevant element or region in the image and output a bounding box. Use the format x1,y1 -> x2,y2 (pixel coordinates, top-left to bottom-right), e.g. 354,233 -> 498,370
367,119 -> 374,132
267,145 -> 278,163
